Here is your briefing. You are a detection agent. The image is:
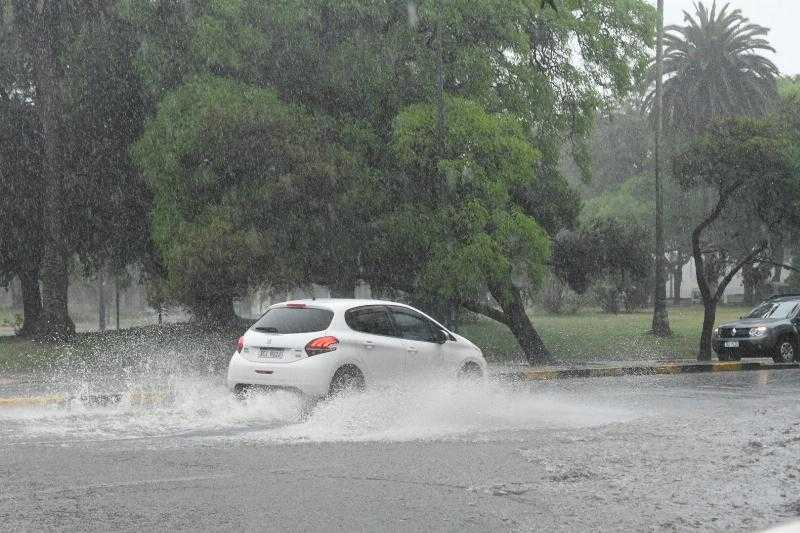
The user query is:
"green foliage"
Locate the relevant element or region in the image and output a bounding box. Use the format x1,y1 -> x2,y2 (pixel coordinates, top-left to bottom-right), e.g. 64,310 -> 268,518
117,0 -> 270,97
645,2 -> 779,134
133,76 -> 367,318
380,96 -> 550,304
552,216 -> 651,308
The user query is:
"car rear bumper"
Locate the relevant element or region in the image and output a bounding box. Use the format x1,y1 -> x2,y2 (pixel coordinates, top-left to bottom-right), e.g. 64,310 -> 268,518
226,351 -> 333,398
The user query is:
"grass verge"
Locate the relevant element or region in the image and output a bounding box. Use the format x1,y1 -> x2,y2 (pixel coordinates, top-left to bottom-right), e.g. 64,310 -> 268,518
0,323 -> 243,374
459,305 -> 750,364
0,305 -> 749,372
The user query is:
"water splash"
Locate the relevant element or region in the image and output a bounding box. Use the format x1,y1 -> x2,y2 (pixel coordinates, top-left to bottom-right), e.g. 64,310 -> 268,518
0,372 -> 633,444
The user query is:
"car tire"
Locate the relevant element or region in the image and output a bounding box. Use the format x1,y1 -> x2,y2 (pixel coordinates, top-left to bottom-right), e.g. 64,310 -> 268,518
458,362 -> 483,380
718,352 -> 731,362
328,365 -> 365,397
772,336 -> 797,364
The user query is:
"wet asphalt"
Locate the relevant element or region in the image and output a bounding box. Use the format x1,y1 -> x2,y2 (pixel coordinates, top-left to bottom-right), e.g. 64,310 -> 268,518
1,369 -> 799,531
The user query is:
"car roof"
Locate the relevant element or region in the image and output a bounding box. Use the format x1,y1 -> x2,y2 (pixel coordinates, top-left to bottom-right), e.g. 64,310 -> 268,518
273,298 -> 418,311
765,296 -> 800,303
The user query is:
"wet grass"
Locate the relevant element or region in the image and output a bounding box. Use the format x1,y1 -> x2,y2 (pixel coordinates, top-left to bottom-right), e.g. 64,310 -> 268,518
0,323 -> 244,374
459,305 -> 751,364
0,306 -> 749,372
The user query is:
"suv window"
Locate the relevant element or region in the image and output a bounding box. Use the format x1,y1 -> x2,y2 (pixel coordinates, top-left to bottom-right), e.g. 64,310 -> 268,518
252,307 -> 333,334
345,306 -> 395,336
745,300 -> 800,320
388,306 -> 438,342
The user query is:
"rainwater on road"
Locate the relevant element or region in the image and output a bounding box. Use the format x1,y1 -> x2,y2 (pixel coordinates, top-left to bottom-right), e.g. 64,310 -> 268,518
1,364 -> 799,531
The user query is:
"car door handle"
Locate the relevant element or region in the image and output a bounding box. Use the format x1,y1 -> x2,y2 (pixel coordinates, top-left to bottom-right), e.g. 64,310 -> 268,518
364,340 -> 374,350
407,346 -> 418,353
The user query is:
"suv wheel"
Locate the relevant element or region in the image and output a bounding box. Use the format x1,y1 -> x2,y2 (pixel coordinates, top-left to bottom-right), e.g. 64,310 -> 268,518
773,336 -> 797,363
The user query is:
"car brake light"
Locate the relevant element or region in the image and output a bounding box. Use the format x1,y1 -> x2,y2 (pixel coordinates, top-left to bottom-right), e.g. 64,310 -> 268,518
286,303 -> 306,309
236,336 -> 245,353
305,336 -> 338,357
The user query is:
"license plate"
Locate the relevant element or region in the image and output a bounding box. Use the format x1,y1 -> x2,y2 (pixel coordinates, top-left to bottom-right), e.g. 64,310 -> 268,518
259,348 -> 283,359
724,341 -> 739,348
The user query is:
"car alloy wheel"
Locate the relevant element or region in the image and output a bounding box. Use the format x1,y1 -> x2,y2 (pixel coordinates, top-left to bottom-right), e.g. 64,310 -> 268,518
779,340 -> 795,363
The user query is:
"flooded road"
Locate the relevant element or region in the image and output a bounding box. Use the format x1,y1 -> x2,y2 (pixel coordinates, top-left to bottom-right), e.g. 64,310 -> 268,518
1,368 -> 799,531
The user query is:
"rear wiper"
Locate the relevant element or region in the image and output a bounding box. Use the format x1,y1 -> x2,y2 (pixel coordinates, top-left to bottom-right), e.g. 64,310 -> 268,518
254,326 -> 279,333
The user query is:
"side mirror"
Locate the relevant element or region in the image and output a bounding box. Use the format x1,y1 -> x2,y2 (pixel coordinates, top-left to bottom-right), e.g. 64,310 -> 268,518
434,329 -> 449,344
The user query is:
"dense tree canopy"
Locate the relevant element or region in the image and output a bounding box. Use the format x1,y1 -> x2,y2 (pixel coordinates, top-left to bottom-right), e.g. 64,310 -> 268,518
645,1 -> 779,134
125,0 -> 655,359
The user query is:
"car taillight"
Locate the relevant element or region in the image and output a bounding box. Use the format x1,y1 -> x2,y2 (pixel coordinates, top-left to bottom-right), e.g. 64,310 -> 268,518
305,336 -> 338,357
236,336 -> 245,353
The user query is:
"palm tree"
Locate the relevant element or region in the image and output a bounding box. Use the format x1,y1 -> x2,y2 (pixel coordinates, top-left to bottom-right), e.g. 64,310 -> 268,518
645,1 -> 779,134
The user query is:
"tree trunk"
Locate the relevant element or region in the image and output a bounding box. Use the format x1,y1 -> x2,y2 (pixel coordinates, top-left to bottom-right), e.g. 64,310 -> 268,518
197,298 -> 238,327
17,269 -> 42,337
650,0 -> 671,337
699,298 -> 717,361
672,264 -> 683,305
328,280 -> 354,298
115,277 -> 120,330
772,239 -> 784,283
30,3 -> 74,340
10,277 -> 23,309
36,246 -> 73,339
488,280 -> 553,365
742,262 -> 755,307
97,267 -> 106,332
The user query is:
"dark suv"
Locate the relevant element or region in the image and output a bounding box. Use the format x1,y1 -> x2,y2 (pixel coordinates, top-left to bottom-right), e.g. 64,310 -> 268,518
712,295 -> 800,363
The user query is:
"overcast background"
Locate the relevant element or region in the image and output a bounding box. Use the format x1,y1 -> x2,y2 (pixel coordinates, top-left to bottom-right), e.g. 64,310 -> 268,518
655,0 -> 799,76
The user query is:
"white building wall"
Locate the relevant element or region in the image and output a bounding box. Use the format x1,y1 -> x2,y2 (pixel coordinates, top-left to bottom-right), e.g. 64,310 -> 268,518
674,260 -> 745,303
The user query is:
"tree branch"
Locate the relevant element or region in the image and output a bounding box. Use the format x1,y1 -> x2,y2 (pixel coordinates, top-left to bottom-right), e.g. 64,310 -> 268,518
692,180 -> 745,303
714,243 -> 769,302
462,300 -> 510,327
758,261 -> 800,274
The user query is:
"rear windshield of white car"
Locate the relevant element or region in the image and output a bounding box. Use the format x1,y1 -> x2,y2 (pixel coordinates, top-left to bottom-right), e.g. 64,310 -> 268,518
251,307 -> 334,334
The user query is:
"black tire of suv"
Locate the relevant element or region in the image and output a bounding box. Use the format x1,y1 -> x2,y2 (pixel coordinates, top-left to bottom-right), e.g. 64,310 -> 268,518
772,335 -> 797,364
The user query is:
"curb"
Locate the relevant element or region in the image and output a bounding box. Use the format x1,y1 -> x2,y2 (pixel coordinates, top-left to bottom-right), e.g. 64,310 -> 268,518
501,361 -> 800,381
0,391 -> 169,409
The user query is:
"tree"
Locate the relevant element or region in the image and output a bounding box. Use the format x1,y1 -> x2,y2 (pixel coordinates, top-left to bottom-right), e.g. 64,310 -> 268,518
133,76 -> 367,322
384,97 -> 552,363
4,2 -> 152,338
552,218 -> 651,314
646,1 -> 779,134
126,0 -> 655,360
6,1 -> 77,338
651,0 -> 670,336
0,97 -> 43,336
674,118 -> 798,360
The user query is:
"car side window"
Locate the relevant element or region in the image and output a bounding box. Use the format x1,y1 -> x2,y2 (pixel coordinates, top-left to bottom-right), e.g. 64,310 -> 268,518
388,306 -> 438,342
345,306 -> 396,337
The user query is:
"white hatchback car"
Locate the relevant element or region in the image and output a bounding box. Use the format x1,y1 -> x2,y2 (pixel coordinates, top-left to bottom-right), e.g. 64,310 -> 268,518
226,299 -> 487,398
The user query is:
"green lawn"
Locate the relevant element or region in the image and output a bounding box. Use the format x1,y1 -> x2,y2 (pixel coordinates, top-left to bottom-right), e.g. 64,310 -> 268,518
0,323 -> 243,374
458,305 -> 750,364
0,305 -> 747,372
